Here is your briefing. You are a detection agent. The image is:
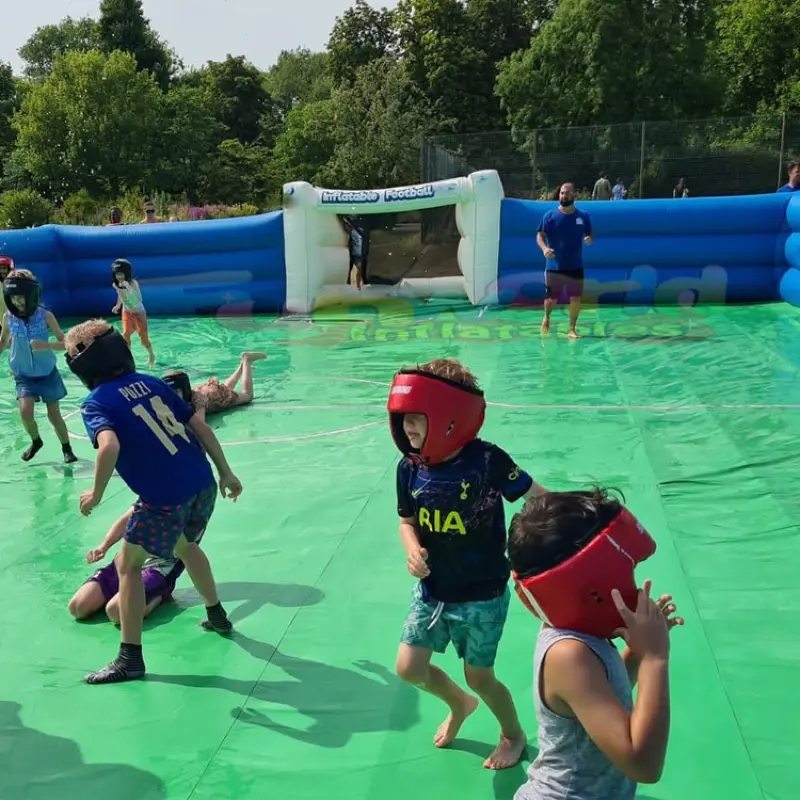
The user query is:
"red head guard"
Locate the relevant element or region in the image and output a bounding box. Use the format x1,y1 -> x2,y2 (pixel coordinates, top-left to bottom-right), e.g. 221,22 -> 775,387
0,256 -> 14,281
512,506 -> 657,639
388,369 -> 486,465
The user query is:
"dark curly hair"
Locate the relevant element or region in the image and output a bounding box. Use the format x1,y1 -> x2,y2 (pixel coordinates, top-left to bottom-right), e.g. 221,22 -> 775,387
509,486 -> 624,579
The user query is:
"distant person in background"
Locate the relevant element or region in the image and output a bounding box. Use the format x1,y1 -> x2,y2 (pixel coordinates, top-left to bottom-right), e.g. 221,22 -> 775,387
140,198 -> 164,224
612,178 -> 626,201
673,179 -> 689,198
777,161 -> 800,193
342,216 -> 370,290
111,258 -> 155,367
537,183 -> 593,339
107,207 -> 123,226
592,173 -> 613,201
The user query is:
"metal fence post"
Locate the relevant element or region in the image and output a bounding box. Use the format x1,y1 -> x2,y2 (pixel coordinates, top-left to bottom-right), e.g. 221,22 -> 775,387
638,121 -> 646,199
777,111 -> 787,190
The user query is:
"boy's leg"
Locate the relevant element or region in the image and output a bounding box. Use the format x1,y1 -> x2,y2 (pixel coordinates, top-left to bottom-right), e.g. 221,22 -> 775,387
226,352 -> 266,403
174,483 -> 232,634
45,400 -> 77,463
105,567 -> 170,623
454,590 -> 526,769
137,315 -> 155,366
68,581 -> 108,620
397,587 -> 479,747
17,396 -> 43,461
85,539 -> 149,684
106,593 -> 164,624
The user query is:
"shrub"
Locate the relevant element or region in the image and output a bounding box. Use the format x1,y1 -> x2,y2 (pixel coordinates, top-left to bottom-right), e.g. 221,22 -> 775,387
0,189 -> 53,229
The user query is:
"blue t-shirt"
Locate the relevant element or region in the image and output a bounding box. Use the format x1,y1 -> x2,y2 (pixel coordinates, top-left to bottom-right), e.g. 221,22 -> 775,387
777,183 -> 800,193
396,439 -> 533,603
538,208 -> 592,271
81,372 -> 214,505
7,307 -> 58,378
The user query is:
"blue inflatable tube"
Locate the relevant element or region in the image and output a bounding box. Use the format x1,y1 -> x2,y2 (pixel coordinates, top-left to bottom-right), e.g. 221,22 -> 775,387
0,213 -> 286,317
498,193 -> 795,306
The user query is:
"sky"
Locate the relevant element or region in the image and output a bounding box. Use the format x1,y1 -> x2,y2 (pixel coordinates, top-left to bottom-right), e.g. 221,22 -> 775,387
1,0 -> 400,76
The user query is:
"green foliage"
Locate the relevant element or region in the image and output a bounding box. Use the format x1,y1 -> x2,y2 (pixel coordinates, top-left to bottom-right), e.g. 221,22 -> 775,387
0,189 -> 52,229
18,16 -> 100,81
98,0 -> 175,90
327,0 -> 397,86
1,0 -> 798,215
13,50 -> 163,197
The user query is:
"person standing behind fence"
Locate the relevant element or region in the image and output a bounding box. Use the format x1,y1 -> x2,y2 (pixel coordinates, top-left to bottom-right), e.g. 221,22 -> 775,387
592,173 -> 612,200
777,161 -> 800,193
537,183 -> 593,339
612,178 -> 626,200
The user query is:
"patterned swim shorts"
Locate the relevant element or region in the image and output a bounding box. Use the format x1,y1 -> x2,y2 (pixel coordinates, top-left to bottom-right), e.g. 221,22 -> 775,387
401,584 -> 510,668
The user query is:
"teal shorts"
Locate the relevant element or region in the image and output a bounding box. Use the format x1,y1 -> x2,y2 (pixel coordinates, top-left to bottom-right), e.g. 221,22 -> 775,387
401,584 -> 510,668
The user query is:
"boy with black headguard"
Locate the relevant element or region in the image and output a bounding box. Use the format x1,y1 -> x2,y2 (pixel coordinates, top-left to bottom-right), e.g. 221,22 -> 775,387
64,319 -> 242,685
508,488 -> 683,799
388,358 -> 547,770
0,269 -> 77,463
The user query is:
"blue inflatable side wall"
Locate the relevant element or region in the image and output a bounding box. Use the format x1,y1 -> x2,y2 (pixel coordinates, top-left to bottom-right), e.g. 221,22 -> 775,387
497,194 -> 794,306
0,213 -> 286,317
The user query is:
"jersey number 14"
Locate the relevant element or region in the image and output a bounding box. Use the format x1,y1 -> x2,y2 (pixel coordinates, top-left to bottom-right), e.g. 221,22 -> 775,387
133,397 -> 192,455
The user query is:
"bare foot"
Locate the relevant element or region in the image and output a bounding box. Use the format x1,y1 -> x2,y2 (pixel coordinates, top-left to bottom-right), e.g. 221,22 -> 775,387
484,731 -> 527,770
433,694 -> 479,748
241,351 -> 267,362
568,329 -> 580,339
541,318 -> 550,334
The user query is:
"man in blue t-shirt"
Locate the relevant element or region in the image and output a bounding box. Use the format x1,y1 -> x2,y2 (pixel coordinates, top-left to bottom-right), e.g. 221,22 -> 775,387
536,182 -> 593,338
777,161 -> 800,193
64,319 -> 243,685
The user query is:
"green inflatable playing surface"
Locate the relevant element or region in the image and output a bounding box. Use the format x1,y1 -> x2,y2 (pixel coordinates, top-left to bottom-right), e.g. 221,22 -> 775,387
0,300 -> 797,799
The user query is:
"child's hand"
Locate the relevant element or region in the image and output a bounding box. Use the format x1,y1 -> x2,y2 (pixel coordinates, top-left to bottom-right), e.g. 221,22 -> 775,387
407,547 -> 430,579
219,473 -> 243,502
611,579 -> 670,660
30,340 -> 44,351
584,235 -> 593,245
112,305 -> 120,315
655,592 -> 685,631
79,490 -> 100,516
543,247 -> 556,259
86,546 -> 106,564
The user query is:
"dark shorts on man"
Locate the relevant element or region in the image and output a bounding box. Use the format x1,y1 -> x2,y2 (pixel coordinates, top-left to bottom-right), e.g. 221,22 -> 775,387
545,269 -> 584,302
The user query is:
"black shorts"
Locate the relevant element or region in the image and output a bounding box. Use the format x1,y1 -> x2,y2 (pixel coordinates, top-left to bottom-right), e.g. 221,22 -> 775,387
545,269 -> 584,301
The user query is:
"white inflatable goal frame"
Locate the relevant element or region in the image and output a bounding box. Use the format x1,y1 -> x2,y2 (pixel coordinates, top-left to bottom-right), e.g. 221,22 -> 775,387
281,170 -> 504,313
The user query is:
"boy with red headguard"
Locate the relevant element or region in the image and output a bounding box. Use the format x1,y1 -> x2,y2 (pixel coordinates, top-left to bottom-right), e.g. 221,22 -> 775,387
508,487 -> 683,799
388,358 -> 547,771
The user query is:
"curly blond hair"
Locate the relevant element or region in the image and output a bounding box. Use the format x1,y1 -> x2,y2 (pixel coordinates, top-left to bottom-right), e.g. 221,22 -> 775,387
64,319 -> 113,356
416,358 -> 481,391
7,268 -> 36,281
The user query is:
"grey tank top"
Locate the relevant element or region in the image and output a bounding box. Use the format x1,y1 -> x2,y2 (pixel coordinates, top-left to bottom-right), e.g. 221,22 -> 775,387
515,626 -> 636,800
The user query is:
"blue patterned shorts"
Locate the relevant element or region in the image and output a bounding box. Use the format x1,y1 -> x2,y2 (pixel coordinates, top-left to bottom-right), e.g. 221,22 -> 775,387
125,482 -> 217,558
401,584 -> 510,668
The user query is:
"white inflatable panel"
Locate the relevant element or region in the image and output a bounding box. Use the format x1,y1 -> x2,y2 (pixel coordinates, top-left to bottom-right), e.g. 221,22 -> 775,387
282,171 -> 504,313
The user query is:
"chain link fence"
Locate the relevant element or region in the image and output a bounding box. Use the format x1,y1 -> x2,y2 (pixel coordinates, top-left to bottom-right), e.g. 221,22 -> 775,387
421,114 -> 800,200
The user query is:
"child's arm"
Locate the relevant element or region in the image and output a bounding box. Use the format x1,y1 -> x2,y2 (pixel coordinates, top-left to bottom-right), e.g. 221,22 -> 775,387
400,517 -> 430,578
187,414 -> 242,500
32,311 -> 66,351
87,506 -> 134,563
131,280 -> 143,306
0,312 -> 9,354
80,430 -> 121,515
544,640 -> 670,784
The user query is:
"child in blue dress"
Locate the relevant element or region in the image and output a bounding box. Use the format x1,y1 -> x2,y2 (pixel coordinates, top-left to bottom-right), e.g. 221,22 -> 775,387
0,269 -> 76,463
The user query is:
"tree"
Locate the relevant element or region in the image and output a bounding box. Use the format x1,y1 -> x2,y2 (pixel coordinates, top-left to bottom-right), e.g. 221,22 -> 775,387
98,0 -> 175,90
496,0 -> 719,132
327,0 -> 397,86
272,100 -> 337,185
715,0 -> 800,115
17,17 -> 100,81
13,50 -> 163,197
0,64 -> 18,167
327,57 -> 448,188
394,0 -> 492,133
154,86 -> 222,201
265,49 -> 332,117
202,56 -> 275,145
